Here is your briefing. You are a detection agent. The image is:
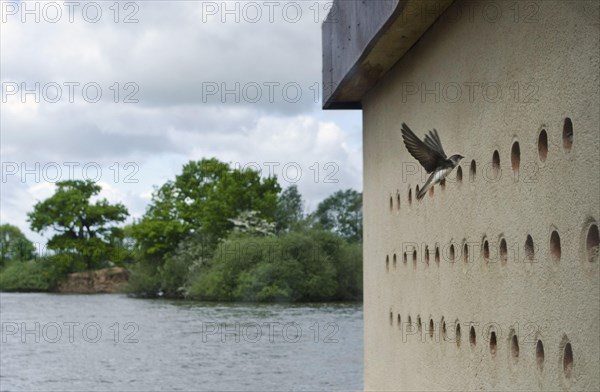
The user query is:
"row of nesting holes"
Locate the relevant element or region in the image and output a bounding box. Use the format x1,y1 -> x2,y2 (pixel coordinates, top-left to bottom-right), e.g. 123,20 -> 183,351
385,222 -> 599,270
388,312 -> 574,378
389,118 -> 574,209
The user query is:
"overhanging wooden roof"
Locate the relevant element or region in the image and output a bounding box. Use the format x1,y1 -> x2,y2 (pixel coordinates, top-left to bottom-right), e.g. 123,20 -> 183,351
322,0 -> 455,109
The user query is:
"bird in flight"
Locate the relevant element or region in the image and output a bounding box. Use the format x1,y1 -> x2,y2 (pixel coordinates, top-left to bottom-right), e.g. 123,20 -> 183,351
401,123 -> 463,200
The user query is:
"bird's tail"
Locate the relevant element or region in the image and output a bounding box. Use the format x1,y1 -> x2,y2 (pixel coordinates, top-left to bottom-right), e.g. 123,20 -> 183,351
417,183 -> 430,200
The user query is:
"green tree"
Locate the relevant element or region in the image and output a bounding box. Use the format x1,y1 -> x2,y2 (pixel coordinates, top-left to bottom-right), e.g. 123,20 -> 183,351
313,189 -> 363,243
27,180 -> 129,271
130,158 -> 280,264
0,224 -> 36,266
128,182 -> 186,268
275,185 -> 304,232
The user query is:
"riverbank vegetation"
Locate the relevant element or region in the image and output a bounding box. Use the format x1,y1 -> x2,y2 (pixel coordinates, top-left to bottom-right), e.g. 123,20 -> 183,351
0,158 -> 363,301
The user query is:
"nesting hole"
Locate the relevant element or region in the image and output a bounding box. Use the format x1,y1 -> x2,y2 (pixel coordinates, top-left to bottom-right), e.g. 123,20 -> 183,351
457,166 -> 463,184
449,244 -> 455,262
469,326 -> 476,348
389,195 -> 393,211
563,342 -> 573,378
403,252 -> 407,264
396,193 -> 400,211
587,223 -> 599,263
442,319 -> 447,341
425,246 -> 430,265
492,150 -> 500,176
429,319 -> 434,339
463,243 -> 469,263
386,255 -> 389,271
489,331 -> 497,357
525,235 -> 535,261
500,238 -> 508,264
511,334 -> 519,360
397,314 -> 401,329
412,250 -> 417,268
511,141 -> 520,172
415,185 -> 420,199
483,239 -> 490,261
393,253 -> 397,268
408,187 -> 413,206
435,246 -> 440,265
550,230 -> 561,262
389,311 -> 393,325
456,323 -> 462,348
469,160 -> 477,182
417,315 -> 422,333
563,117 -> 573,152
538,129 -> 548,162
536,340 -> 544,371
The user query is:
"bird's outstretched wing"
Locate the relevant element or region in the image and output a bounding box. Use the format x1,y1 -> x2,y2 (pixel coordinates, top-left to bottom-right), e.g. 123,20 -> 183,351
423,129 -> 447,159
401,123 -> 446,173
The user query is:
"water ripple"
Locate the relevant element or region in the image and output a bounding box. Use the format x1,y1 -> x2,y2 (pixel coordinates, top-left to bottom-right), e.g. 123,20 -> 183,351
0,293 -> 363,392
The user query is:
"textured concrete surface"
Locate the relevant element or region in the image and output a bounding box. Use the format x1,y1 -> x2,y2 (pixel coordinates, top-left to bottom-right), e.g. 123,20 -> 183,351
360,0 -> 600,390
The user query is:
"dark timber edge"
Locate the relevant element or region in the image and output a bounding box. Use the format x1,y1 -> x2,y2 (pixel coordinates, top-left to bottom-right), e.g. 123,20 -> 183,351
322,0 -> 455,110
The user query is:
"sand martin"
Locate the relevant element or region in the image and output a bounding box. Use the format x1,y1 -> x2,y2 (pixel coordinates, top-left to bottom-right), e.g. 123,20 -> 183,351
401,123 -> 463,200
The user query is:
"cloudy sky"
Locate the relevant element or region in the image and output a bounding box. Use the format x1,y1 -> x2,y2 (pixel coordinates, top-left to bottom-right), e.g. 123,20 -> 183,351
1,1 -> 363,247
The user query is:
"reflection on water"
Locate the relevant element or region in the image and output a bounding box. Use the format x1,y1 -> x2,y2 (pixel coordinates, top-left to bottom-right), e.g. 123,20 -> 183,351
0,293 -> 362,391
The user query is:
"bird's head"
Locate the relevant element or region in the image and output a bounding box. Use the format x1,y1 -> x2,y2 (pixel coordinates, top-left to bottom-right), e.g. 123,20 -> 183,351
449,154 -> 464,166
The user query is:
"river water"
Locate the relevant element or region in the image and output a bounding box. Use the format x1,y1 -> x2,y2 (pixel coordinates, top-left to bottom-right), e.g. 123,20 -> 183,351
0,293 -> 362,392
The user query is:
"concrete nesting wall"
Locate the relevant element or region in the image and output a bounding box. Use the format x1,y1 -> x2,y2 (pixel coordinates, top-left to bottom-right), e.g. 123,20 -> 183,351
361,1 -> 599,390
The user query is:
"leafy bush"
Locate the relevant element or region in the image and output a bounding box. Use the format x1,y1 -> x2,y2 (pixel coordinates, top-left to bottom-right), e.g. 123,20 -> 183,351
336,241 -> 362,300
125,231 -> 215,298
124,263 -> 161,298
0,258 -> 63,292
185,229 -> 362,302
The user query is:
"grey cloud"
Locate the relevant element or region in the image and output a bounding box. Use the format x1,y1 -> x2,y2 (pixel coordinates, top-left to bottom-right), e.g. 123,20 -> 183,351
2,1 -> 325,114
